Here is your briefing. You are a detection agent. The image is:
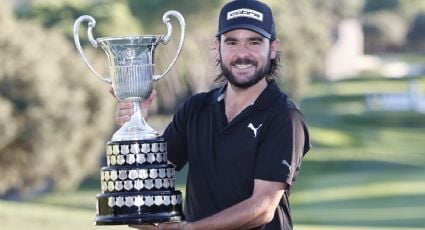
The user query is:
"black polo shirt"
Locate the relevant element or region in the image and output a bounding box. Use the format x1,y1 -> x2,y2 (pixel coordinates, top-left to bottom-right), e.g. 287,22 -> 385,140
163,80 -> 310,230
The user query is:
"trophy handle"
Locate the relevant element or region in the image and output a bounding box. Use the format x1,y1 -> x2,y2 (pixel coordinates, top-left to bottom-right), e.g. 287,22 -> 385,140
73,15 -> 112,84
153,10 -> 186,81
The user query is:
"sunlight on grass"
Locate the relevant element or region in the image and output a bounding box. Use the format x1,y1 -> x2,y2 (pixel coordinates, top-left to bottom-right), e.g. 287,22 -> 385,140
34,190 -> 96,209
310,127 -> 354,147
305,78 -> 420,99
293,181 -> 425,204
0,200 -> 128,230
307,123 -> 425,165
296,224 -> 422,230
329,80 -> 410,96
296,206 -> 425,221
331,101 -> 366,115
307,148 -> 425,166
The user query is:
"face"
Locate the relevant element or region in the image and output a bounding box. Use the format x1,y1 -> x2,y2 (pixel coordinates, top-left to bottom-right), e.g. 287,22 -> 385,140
217,29 -> 278,89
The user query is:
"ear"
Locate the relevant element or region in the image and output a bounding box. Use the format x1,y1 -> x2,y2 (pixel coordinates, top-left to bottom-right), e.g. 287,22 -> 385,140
270,38 -> 280,59
215,38 -> 220,51
215,38 -> 221,61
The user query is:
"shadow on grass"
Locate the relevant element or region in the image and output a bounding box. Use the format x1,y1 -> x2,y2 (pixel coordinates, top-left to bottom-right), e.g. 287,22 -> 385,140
295,194 -> 425,209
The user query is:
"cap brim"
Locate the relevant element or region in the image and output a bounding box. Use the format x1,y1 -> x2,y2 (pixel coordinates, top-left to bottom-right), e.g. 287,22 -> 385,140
216,24 -> 272,39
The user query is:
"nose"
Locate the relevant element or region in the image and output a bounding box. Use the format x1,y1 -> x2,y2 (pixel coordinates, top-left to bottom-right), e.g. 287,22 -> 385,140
235,44 -> 250,58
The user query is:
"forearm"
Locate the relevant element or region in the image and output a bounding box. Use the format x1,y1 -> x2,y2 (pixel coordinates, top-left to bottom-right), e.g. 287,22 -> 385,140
188,189 -> 284,230
189,199 -> 268,229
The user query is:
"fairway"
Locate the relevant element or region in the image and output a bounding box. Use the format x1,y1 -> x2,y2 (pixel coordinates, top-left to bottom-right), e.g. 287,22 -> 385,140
1,76 -> 424,229
292,76 -> 425,229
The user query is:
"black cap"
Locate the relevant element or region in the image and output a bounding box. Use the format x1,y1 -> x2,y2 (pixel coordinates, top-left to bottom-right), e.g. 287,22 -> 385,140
216,0 -> 276,40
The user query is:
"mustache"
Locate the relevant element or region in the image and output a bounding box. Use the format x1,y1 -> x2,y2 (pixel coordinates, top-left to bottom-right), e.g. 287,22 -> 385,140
231,58 -> 257,66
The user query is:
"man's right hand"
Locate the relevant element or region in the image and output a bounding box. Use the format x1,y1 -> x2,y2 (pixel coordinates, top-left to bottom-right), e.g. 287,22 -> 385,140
112,87 -> 157,126
115,100 -> 134,126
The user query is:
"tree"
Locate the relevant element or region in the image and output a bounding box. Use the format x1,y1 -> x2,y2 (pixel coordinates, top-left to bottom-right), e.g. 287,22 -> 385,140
0,5 -> 115,198
363,0 -> 399,13
14,0 -> 339,104
360,0 -> 425,53
269,0 -> 331,100
407,12 -> 425,52
362,11 -> 407,53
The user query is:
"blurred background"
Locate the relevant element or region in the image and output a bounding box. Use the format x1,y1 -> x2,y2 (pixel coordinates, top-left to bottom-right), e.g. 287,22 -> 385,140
0,0 -> 424,229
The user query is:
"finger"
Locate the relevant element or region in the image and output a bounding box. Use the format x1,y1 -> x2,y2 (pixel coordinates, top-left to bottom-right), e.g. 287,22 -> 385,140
158,223 -> 181,230
142,90 -> 157,106
115,107 -> 133,125
147,89 -> 157,102
116,115 -> 131,125
118,101 -> 134,109
128,224 -> 158,230
117,108 -> 134,116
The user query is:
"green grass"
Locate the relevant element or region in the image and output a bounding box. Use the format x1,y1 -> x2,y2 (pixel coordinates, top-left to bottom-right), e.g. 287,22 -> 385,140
0,199 -> 112,230
291,76 -> 425,229
1,76 -> 425,229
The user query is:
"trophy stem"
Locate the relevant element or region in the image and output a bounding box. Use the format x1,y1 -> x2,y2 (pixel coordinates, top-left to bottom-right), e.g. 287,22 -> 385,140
111,99 -> 159,141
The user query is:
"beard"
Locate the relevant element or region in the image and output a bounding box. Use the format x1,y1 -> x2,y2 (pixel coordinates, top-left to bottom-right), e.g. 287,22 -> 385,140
220,55 -> 271,89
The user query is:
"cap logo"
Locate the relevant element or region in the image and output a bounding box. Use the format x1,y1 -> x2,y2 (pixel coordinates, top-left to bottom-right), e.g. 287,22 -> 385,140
227,8 -> 263,22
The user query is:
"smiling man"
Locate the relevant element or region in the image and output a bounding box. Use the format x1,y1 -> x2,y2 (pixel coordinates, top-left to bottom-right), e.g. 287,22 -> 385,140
118,1 -> 310,229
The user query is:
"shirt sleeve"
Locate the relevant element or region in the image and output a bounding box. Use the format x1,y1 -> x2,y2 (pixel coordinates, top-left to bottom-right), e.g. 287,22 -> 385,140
162,101 -> 190,171
254,109 -> 310,186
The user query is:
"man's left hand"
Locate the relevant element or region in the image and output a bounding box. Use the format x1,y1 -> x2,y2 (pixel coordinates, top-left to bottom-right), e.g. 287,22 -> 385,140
130,221 -> 191,230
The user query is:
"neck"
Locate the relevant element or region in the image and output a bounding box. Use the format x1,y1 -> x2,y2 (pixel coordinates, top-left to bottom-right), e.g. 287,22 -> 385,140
224,78 -> 268,122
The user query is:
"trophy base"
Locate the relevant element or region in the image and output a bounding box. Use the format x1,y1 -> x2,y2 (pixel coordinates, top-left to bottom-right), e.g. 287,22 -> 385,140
95,213 -> 183,225
95,139 -> 185,226
95,211 -> 183,225
95,191 -> 184,226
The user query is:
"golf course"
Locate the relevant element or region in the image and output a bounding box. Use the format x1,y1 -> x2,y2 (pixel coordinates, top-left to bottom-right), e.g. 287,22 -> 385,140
1,75 -> 424,230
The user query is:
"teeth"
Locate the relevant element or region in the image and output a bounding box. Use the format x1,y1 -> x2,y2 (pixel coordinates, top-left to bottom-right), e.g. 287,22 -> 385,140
235,64 -> 253,69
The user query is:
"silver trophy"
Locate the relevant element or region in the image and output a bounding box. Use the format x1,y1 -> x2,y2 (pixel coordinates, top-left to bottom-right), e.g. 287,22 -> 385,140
73,11 -> 186,225
73,11 -> 185,141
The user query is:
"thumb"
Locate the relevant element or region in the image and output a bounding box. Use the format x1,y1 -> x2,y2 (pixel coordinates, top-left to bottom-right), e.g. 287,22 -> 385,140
108,85 -> 116,98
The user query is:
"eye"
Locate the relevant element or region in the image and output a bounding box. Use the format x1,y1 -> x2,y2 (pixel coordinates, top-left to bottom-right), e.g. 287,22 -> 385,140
225,41 -> 237,46
250,40 -> 262,46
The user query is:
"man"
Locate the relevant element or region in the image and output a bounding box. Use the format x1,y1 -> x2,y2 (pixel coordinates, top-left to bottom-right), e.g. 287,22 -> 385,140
117,1 -> 310,229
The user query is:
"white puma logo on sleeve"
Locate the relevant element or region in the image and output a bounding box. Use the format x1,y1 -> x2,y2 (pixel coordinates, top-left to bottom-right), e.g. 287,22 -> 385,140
281,160 -> 293,174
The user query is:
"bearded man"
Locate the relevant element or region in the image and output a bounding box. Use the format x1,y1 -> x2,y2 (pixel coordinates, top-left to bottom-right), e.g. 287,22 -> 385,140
117,1 -> 310,229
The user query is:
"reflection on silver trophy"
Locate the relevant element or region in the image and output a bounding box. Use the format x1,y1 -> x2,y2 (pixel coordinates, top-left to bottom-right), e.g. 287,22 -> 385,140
74,10 -> 185,141
73,11 -> 185,225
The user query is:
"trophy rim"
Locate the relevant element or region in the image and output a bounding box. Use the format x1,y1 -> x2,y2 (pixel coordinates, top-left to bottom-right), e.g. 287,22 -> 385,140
97,35 -> 161,43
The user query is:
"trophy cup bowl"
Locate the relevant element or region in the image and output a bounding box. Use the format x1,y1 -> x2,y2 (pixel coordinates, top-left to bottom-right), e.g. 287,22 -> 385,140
98,36 -> 160,141
73,11 -> 185,141
73,11 -> 185,225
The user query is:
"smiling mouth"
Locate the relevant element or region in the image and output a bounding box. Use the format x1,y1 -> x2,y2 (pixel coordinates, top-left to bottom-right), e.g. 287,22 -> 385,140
234,64 -> 254,69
